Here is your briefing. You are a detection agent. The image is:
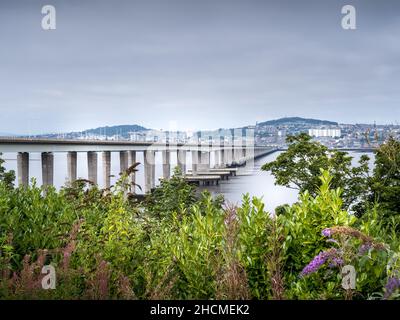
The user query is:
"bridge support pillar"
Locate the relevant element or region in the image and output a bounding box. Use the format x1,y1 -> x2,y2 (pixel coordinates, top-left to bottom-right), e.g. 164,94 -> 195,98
144,150 -> 155,193
41,152 -> 54,187
87,151 -> 98,184
67,151 -> 77,184
120,151 -> 128,173
225,147 -> 232,166
102,151 -> 111,188
128,151 -> 136,192
217,137 -> 225,168
191,150 -> 201,176
120,151 -> 129,195
217,149 -> 223,168
177,149 -> 186,175
198,151 -> 210,171
234,147 -> 242,164
17,152 -> 29,186
152,153 -> 156,187
162,150 -> 170,179
214,150 -> 220,169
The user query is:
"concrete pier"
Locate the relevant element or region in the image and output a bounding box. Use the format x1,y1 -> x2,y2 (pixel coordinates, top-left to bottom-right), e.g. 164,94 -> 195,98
119,151 -> 129,195
177,149 -> 186,174
102,151 -> 111,188
191,150 -> 200,176
225,146 -> 233,166
219,148 -> 225,168
187,170 -> 230,180
184,174 -> 221,186
120,151 -> 128,173
242,147 -> 247,160
144,150 -> 155,193
87,151 -> 98,184
217,137 -> 225,168
67,151 -> 77,184
152,153 -> 155,187
214,150 -> 220,169
128,150 -> 136,191
208,168 -> 237,176
198,151 -> 210,171
128,151 -> 136,167
162,150 -> 170,179
234,145 -> 242,164
41,152 -> 54,187
17,152 -> 29,186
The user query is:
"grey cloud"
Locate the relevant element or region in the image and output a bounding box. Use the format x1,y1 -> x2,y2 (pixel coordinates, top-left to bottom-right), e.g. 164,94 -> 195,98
0,0 -> 400,134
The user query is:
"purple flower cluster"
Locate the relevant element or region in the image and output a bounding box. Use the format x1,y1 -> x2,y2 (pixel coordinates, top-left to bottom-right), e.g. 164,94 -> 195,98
384,276 -> 400,299
358,243 -> 372,256
322,228 -> 332,237
300,249 -> 339,277
322,228 -> 341,246
326,238 -> 339,245
328,257 -> 344,268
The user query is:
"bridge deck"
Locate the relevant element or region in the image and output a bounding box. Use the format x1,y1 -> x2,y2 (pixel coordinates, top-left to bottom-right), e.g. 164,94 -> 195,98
184,175 -> 222,186
0,137 -> 275,153
209,168 -> 238,176
187,171 -> 231,180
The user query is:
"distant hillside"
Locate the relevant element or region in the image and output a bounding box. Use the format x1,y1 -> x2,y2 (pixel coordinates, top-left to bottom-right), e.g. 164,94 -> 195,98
32,124 -> 149,139
81,124 -> 148,137
257,117 -> 338,127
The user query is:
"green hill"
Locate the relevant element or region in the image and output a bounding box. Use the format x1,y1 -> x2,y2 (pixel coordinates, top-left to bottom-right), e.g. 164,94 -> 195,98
81,124 -> 148,138
257,117 -> 338,127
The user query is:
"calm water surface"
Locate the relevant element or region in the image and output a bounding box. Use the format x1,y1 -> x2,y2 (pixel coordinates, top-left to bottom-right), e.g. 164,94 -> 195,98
200,151 -> 375,212
199,152 -> 299,212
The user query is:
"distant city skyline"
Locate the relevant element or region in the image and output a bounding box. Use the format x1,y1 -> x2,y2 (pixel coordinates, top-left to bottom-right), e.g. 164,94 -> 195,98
1,0 -> 400,134
4,116 -> 398,138
1,115 -> 399,137
1,114 -> 400,137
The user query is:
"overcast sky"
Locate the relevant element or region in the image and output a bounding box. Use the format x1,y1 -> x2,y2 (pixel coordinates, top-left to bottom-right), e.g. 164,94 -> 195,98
0,0 -> 399,134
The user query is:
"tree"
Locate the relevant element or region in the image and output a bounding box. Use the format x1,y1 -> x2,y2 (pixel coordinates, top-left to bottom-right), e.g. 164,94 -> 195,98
0,153 -> 15,188
144,167 -> 224,220
368,136 -> 400,222
261,133 -> 370,210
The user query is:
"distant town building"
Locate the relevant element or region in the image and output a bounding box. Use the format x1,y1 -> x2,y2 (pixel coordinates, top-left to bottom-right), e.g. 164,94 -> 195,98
129,131 -> 146,142
308,128 -> 341,138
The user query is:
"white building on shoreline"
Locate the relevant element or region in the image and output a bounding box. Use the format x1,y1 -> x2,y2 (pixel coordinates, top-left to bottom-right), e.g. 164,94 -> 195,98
308,128 -> 341,138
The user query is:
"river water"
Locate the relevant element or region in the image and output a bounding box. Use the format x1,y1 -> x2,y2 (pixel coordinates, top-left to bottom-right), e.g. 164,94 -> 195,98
198,152 -> 299,212
200,151 -> 375,212
1,151 -> 374,213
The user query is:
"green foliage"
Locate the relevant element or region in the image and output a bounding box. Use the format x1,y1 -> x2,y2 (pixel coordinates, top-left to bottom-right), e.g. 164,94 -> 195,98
0,153 -> 399,300
144,167 -> 197,219
0,181 -> 77,262
0,153 -> 15,189
236,195 -> 271,299
277,170 -> 356,299
262,133 -> 370,210
167,198 -> 226,298
368,137 -> 400,226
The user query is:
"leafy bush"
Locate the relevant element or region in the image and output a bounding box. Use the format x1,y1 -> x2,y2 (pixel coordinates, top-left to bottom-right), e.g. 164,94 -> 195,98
0,154 -> 399,300
262,133 -> 370,211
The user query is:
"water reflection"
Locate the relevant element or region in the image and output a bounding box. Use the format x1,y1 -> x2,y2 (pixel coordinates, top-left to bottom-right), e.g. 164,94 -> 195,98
199,151 -> 375,212
198,152 -> 299,212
